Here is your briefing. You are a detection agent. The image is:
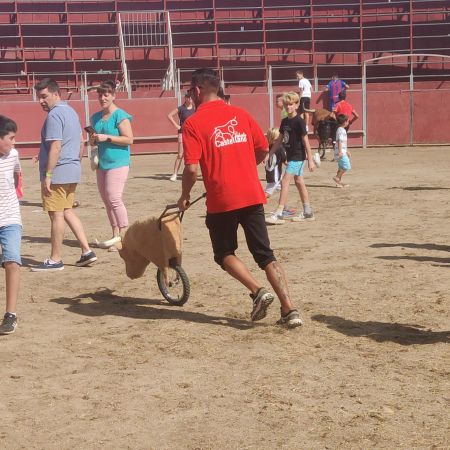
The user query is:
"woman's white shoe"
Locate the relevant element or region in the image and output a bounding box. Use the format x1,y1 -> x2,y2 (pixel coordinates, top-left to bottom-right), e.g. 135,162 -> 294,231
95,236 -> 122,249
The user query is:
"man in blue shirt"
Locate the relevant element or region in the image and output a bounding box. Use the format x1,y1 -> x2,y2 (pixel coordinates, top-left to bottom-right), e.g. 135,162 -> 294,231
31,78 -> 97,272
325,73 -> 349,111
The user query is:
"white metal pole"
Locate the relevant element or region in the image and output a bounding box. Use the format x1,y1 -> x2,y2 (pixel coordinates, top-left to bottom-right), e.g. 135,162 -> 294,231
32,73 -> 36,101
314,64 -> 318,92
173,59 -> 178,99
177,67 -> 182,105
167,11 -> 175,90
117,13 -> 131,98
83,71 -> 91,161
268,65 -> 274,128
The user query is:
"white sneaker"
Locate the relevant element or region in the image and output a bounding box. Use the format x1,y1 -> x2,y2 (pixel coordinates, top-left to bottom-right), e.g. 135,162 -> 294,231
169,174 -> 177,182
291,212 -> 305,222
266,214 -> 285,225
95,236 -> 121,249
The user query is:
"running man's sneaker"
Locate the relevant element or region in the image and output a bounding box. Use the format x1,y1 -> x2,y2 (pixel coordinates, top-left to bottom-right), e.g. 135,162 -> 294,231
169,174 -> 177,182
303,212 -> 315,221
0,313 -> 17,335
76,251 -> 97,267
31,259 -> 64,272
250,288 -> 274,321
276,309 -> 303,328
266,214 -> 285,225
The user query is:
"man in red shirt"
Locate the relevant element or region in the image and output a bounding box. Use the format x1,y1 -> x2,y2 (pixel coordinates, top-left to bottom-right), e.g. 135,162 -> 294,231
332,90 -> 359,131
177,69 -> 302,328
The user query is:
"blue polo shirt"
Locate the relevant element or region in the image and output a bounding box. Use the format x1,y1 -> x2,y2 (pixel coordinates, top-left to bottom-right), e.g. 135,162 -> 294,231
91,108 -> 133,170
39,101 -> 82,184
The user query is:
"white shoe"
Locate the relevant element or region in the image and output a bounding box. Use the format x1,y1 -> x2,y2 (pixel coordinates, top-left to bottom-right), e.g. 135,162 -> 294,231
95,236 -> 122,249
292,210 -> 307,222
266,214 -> 285,225
169,174 -> 177,182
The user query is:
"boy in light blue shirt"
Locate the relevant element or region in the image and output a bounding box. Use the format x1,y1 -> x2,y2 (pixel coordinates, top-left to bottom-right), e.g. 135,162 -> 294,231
333,114 -> 351,188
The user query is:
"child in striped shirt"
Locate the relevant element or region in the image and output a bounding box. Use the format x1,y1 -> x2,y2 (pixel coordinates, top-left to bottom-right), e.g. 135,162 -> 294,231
0,115 -> 21,335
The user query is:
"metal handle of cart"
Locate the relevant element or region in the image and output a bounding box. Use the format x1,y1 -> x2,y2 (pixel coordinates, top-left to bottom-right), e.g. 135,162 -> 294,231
157,192 -> 206,230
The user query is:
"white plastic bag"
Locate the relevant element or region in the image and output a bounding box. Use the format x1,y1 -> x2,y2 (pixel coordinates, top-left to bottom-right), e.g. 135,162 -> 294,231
90,146 -> 99,171
313,151 -> 321,168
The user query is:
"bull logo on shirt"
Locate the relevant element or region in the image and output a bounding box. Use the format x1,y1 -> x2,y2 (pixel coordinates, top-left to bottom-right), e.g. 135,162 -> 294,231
211,117 -> 248,148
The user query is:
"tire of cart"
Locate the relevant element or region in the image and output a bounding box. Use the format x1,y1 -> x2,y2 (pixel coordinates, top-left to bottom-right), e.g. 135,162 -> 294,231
156,263 -> 190,306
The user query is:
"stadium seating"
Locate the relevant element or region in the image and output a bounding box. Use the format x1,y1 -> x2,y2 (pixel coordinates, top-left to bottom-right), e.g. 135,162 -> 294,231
0,0 -> 449,94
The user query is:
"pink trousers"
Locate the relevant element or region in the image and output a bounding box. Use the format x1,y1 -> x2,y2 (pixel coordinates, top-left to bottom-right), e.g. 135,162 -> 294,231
96,166 -> 129,229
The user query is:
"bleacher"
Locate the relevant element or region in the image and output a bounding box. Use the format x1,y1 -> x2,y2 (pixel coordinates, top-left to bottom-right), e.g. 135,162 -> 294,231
0,0 -> 449,95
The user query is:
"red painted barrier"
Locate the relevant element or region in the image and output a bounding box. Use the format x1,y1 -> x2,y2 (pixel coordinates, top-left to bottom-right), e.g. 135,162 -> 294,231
2,86 -> 450,159
367,91 -> 411,146
413,91 -> 450,144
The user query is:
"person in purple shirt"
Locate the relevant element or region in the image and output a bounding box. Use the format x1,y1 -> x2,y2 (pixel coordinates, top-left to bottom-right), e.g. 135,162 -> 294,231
324,73 -> 349,111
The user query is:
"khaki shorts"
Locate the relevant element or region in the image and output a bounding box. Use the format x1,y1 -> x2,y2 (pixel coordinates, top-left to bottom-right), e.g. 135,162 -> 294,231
42,183 -> 77,212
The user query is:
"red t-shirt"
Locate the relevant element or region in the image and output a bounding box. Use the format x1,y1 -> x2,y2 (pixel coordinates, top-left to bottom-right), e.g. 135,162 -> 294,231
333,100 -> 354,118
183,100 -> 268,213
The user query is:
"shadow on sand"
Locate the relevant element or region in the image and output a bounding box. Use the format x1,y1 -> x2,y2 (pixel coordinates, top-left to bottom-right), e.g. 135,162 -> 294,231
51,288 -> 256,330
390,186 -> 450,191
312,314 -> 449,345
370,242 -> 450,265
22,235 -> 81,249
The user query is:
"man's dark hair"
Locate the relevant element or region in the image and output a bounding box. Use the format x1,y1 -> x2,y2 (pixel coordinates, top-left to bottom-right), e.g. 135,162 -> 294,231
34,78 -> 61,94
224,94 -> 231,102
0,115 -> 17,138
338,90 -> 347,100
337,113 -> 348,125
191,68 -> 220,94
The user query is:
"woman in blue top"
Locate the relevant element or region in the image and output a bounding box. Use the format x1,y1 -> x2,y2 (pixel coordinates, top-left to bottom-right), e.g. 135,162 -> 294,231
91,80 -> 133,249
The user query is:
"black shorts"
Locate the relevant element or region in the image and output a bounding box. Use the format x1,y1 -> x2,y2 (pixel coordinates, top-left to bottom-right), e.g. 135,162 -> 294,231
205,204 -> 276,270
300,97 -> 311,112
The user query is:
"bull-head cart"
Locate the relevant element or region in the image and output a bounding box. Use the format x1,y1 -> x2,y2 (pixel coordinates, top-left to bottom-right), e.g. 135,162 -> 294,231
118,193 -> 206,306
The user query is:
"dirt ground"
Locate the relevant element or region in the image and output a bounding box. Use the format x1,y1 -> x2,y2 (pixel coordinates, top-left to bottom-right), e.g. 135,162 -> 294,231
1,146 -> 449,450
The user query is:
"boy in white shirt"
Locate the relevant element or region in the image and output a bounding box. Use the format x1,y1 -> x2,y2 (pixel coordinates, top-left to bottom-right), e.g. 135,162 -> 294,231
296,70 -> 312,130
0,115 -> 21,335
333,114 -> 351,188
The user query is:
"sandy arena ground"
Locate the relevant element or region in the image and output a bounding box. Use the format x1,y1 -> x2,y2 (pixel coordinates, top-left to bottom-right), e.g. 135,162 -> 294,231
1,146 -> 449,449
